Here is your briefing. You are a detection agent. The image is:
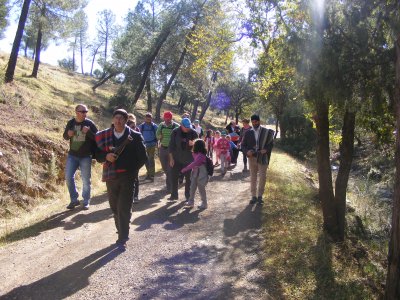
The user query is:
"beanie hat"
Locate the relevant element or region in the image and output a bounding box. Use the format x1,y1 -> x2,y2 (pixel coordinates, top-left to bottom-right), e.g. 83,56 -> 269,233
113,109 -> 128,119
163,111 -> 173,119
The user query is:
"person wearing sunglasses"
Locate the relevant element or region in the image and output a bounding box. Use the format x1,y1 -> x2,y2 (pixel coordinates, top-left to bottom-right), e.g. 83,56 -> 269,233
63,104 -> 98,210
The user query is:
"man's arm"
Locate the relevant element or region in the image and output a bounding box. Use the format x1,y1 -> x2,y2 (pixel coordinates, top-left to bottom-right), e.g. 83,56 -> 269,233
63,119 -> 75,140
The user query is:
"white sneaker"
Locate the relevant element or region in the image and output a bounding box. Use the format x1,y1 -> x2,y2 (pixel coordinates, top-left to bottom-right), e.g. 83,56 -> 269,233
184,201 -> 194,208
198,203 -> 208,209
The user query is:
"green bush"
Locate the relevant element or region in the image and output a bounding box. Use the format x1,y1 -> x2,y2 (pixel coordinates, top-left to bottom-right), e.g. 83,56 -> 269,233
108,86 -> 133,111
278,104 -> 316,158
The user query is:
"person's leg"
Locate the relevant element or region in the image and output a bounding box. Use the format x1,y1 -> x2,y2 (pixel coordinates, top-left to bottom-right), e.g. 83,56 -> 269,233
65,154 -> 80,207
147,146 -> 156,178
248,157 -> 258,203
106,180 -> 120,234
80,156 -> 92,207
170,162 -> 180,199
257,163 -> 268,203
242,150 -> 248,171
183,163 -> 192,200
220,154 -> 226,173
197,170 -> 208,209
116,174 -> 135,243
132,169 -> 139,205
186,171 -> 197,206
159,147 -> 171,191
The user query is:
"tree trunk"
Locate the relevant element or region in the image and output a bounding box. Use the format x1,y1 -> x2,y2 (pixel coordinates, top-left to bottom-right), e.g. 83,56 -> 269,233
31,21 -> 43,78
199,71 -> 218,121
314,100 -> 338,239
275,118 -> 280,139
92,72 -> 117,91
132,28 -> 171,106
5,0 -> 31,83
385,34 -> 400,300
72,37 -> 76,72
191,99 -> 200,121
178,94 -> 187,114
334,110 -> 355,241
80,32 -> 84,75
146,76 -> 152,113
155,47 -> 188,121
90,45 -> 101,76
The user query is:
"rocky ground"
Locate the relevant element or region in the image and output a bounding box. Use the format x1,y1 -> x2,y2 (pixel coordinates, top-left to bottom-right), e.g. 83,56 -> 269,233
0,157 -> 270,299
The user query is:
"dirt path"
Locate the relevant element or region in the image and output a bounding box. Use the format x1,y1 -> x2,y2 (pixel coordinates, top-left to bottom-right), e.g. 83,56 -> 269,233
0,157 -> 270,299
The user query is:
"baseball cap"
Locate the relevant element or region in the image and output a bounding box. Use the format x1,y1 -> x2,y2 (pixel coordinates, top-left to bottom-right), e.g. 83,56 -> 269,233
251,114 -> 260,121
181,118 -> 191,129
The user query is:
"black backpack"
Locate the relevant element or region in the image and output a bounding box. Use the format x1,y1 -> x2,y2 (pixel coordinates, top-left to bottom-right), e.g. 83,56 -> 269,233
205,155 -> 214,176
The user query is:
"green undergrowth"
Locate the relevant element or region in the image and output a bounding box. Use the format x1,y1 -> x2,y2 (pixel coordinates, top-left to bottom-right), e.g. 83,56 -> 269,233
263,150 -> 383,299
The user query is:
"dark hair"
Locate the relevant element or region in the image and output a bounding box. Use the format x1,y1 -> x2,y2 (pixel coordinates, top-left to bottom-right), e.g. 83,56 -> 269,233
206,129 -> 212,138
193,139 -> 207,154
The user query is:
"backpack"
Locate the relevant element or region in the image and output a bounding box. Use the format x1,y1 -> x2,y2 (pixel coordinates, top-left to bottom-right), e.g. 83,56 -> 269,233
205,155 -> 214,176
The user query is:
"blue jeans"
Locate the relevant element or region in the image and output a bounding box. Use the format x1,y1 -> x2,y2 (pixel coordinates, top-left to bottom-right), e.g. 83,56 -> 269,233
65,154 -> 92,205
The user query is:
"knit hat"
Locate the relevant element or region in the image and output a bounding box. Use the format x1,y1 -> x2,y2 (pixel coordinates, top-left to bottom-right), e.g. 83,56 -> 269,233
163,111 -> 173,120
113,109 -> 128,119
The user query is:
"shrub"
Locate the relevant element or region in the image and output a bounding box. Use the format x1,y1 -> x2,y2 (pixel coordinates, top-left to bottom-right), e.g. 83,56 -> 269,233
278,104 -> 317,158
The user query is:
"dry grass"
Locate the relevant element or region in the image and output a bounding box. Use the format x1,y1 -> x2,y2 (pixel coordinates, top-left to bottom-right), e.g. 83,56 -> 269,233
262,150 -> 383,299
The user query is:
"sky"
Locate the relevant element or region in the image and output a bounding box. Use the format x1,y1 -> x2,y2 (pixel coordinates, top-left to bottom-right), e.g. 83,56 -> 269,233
0,0 -> 253,74
0,0 -> 138,70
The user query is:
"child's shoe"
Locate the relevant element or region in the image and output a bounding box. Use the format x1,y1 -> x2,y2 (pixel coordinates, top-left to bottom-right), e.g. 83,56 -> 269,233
184,200 -> 194,208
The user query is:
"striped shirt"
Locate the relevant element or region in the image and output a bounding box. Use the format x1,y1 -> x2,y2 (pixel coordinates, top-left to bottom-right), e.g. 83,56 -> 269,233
156,121 -> 180,147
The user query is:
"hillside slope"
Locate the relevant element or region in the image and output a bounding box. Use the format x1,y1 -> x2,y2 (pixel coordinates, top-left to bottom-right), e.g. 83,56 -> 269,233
0,53 -> 116,219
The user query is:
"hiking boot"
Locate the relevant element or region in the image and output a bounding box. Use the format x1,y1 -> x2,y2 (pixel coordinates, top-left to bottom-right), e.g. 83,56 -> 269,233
167,196 -> 178,201
116,240 -> 127,251
82,204 -> 90,210
66,201 -> 80,210
249,196 -> 257,205
257,196 -> 264,204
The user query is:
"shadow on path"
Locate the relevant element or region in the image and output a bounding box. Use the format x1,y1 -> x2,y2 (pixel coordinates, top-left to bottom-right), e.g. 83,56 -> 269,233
133,245 -> 233,299
2,193 -> 110,243
1,244 -> 122,300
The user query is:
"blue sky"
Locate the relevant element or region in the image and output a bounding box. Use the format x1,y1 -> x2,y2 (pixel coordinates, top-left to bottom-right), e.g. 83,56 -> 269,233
0,0 -> 138,69
0,0 -> 253,74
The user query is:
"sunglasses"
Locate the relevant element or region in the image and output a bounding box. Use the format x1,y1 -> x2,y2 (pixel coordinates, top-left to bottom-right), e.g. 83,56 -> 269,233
77,110 -> 88,113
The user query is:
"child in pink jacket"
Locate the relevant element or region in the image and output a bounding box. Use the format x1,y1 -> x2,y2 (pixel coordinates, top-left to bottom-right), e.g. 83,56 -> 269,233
181,139 -> 209,209
215,131 -> 230,175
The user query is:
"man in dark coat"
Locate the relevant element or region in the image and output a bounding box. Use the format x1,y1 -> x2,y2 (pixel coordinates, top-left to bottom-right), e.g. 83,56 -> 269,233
95,109 -> 147,251
168,118 -> 198,201
241,114 -> 274,205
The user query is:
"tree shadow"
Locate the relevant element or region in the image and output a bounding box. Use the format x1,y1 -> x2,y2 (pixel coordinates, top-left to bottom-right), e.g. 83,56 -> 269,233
223,204 -> 263,237
132,200 -> 186,231
1,244 -> 122,300
132,245 -> 235,299
2,193 -> 111,243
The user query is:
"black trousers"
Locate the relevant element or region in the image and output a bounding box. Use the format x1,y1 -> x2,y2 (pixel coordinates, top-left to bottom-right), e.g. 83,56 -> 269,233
106,172 -> 135,242
171,160 -> 191,199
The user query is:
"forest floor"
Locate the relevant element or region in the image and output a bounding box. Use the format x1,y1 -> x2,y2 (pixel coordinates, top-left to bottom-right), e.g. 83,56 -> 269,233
0,149 -> 384,299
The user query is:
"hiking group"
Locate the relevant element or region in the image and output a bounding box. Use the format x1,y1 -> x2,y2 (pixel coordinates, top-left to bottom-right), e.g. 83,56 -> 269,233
63,105 -> 274,250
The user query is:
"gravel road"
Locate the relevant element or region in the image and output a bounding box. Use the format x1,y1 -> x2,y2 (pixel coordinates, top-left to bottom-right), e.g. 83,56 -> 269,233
0,157 -> 270,299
